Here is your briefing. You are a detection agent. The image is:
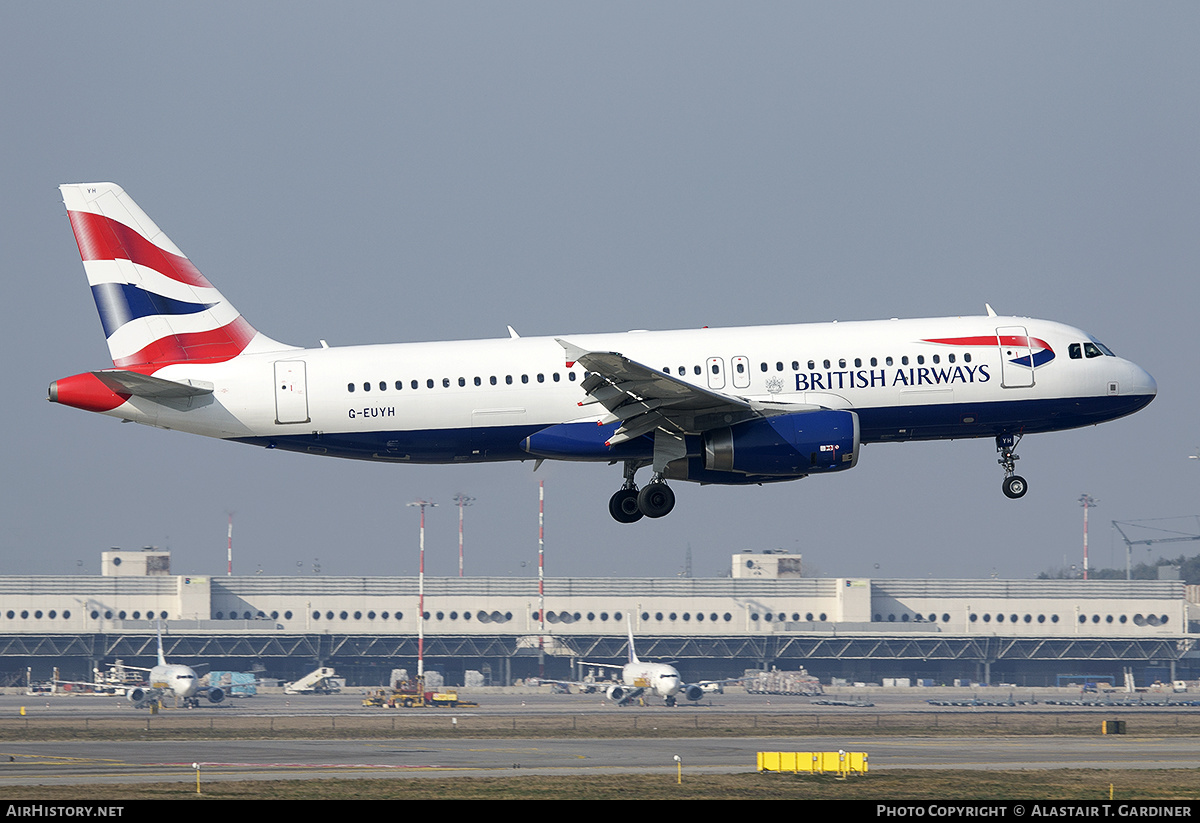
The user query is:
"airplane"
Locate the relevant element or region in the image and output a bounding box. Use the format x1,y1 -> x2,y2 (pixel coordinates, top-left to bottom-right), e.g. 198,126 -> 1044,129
48,183 -> 1157,521
558,621 -> 721,707
125,623 -> 226,709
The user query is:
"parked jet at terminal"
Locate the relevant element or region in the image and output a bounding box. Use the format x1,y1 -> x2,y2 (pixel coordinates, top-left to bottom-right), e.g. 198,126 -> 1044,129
126,625 -> 224,709
49,183 -> 1156,521
560,622 -> 720,707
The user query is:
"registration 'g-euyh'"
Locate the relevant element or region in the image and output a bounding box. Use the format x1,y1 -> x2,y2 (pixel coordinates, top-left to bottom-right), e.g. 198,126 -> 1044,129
49,183 -> 1157,521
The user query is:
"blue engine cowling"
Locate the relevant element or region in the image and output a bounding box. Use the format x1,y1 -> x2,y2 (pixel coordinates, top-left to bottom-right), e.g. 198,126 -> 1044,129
703,410 -> 859,476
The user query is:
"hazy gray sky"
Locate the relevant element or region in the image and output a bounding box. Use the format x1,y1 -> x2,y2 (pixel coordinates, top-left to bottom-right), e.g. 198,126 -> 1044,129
3,2 -> 1197,581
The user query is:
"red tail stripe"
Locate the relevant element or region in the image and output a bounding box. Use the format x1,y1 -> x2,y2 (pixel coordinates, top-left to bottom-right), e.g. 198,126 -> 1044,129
67,210 -> 213,289
112,316 -> 257,368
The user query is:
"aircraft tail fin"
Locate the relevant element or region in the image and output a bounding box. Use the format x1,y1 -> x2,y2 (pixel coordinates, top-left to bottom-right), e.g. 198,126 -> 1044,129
59,183 -> 293,370
626,616 -> 639,664
155,620 -> 167,668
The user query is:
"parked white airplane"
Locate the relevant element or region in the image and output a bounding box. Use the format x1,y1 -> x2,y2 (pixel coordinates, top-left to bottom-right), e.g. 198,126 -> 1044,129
127,624 -> 225,709
567,622 -> 717,707
49,183 -> 1156,520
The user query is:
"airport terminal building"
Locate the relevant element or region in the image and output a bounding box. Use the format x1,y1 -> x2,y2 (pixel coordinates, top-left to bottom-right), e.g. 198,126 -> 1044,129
0,549 -> 1196,687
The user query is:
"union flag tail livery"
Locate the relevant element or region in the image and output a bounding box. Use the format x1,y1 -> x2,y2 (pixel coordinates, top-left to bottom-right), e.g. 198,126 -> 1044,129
49,183 -> 1157,521
60,183 -> 288,368
51,183 -> 293,414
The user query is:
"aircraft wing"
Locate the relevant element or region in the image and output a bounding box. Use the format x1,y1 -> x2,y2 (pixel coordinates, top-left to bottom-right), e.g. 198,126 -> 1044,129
557,340 -> 815,446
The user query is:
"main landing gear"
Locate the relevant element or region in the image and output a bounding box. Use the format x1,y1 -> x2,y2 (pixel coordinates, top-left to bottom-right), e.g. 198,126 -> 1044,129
609,461 -> 676,522
996,433 -> 1028,499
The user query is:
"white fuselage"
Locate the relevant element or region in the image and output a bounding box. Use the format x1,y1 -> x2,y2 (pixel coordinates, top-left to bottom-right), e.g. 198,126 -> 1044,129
105,314 -> 1154,466
148,662 -> 200,700
622,660 -> 683,700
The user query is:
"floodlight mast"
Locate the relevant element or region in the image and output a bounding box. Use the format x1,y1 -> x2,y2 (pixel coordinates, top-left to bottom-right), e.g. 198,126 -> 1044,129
453,494 -> 474,577
1078,495 -> 1097,581
407,500 -> 437,679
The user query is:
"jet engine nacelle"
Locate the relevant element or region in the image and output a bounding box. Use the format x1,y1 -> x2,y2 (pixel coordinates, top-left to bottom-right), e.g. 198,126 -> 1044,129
127,686 -> 161,706
703,410 -> 859,476
606,684 -> 628,703
203,686 -> 225,704
683,684 -> 705,702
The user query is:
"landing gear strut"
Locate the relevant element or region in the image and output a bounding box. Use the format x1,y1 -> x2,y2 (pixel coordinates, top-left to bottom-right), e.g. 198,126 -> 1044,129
996,433 -> 1028,499
609,461 -> 644,523
609,462 -> 676,522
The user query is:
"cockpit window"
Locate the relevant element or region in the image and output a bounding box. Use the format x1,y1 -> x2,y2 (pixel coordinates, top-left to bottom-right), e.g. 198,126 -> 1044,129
1084,342 -> 1105,358
1069,344 -> 1082,360
1089,338 -> 1116,357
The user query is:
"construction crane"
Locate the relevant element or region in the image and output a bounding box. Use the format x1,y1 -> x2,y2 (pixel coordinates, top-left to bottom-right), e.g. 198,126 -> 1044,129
1110,517 -> 1200,580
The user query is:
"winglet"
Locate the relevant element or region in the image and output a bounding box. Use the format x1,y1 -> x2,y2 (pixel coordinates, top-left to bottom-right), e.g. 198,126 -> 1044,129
555,338 -> 588,369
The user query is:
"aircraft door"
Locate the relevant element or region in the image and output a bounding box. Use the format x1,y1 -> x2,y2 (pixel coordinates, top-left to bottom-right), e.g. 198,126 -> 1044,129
996,326 -> 1035,388
731,356 -> 751,389
274,360 -> 310,424
706,357 -> 725,390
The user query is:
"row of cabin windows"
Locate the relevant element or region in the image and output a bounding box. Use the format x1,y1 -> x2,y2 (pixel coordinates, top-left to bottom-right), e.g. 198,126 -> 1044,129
662,352 -> 973,376
349,372 -> 579,393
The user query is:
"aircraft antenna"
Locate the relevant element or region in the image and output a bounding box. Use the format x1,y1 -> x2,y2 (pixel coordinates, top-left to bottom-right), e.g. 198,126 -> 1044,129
407,500 -> 437,679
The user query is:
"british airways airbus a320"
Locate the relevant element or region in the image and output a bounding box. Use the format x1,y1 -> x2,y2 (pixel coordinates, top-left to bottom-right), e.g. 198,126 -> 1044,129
49,183 -> 1156,522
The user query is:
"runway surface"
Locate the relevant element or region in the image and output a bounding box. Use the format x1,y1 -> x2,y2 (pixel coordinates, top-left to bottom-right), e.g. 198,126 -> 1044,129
1,689 -> 1196,788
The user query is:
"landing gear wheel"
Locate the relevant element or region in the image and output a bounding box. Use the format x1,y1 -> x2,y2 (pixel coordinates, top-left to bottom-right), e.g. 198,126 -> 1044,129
637,483 -> 675,518
665,696 -> 677,707
1003,475 -> 1028,499
609,488 -> 644,523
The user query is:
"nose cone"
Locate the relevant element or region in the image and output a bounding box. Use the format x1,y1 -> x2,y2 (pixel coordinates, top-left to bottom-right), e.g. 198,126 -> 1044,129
1125,360 -> 1157,402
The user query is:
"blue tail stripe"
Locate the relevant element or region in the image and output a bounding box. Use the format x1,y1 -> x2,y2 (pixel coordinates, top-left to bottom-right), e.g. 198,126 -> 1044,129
91,283 -> 216,338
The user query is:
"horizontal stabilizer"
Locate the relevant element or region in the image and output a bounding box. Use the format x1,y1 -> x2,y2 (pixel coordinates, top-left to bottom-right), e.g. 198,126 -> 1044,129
92,370 -> 214,399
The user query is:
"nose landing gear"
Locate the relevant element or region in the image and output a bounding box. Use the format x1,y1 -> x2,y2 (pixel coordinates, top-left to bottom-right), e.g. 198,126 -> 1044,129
997,433 -> 1028,499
